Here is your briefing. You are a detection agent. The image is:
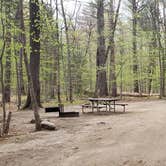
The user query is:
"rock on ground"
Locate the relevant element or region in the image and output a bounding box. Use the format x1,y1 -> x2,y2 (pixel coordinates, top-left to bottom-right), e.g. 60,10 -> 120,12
41,120 -> 56,130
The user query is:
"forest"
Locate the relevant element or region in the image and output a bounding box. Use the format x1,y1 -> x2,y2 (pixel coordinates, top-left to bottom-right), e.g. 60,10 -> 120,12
0,0 -> 166,165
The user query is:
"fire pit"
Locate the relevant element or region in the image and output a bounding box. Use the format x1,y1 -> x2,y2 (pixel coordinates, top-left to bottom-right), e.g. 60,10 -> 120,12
45,107 -> 60,113
59,112 -> 79,117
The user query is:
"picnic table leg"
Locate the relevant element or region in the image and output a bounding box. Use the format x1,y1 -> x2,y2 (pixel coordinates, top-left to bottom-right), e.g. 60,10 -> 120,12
113,101 -> 116,112
92,101 -> 94,112
106,101 -> 108,111
82,106 -> 84,113
123,105 -> 125,112
97,101 -> 99,112
109,101 -> 111,111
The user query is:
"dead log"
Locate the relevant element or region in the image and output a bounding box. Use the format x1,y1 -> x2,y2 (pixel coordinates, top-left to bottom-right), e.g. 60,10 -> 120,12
118,92 -> 159,97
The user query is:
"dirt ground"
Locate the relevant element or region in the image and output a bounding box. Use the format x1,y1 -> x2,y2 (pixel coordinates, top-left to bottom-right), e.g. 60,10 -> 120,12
1,100 -> 166,166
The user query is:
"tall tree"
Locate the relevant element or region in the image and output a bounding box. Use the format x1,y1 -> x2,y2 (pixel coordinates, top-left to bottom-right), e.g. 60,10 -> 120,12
60,0 -> 73,102
15,0 -> 26,109
131,0 -> 139,93
155,0 -> 165,98
95,0 -> 108,97
4,0 -> 12,102
163,1 -> 166,95
108,0 -> 121,97
160,0 -> 166,97
54,0 -> 61,103
18,0 -> 41,130
146,0 -> 158,95
24,0 -> 41,108
0,0 -> 12,136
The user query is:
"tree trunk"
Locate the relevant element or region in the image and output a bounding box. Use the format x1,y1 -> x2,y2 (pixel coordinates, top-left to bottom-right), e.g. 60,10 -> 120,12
108,0 -> 121,97
155,0 -> 165,98
60,30 -> 68,101
55,0 -> 61,103
162,0 -> 166,96
4,1 -> 12,103
147,34 -> 157,95
109,37 -> 117,97
0,37 -> 6,135
85,22 -> 93,91
109,0 -> 116,97
0,2 -> 12,136
18,0 -> 41,130
24,0 -> 41,108
60,0 -> 73,102
18,44 -> 25,95
132,0 -> 139,93
15,57 -> 22,110
95,0 -> 108,97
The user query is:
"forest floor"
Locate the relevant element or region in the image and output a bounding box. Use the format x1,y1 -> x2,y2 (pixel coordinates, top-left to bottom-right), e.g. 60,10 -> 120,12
0,99 -> 166,166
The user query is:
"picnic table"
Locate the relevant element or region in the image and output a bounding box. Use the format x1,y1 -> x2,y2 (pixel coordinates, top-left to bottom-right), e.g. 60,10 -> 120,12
82,97 -> 121,112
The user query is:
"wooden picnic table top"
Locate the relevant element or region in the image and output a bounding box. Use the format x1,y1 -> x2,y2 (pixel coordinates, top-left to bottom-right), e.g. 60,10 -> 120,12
88,98 -> 120,102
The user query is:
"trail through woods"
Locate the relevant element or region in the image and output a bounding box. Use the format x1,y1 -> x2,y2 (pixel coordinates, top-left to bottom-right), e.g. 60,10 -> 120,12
1,100 -> 166,166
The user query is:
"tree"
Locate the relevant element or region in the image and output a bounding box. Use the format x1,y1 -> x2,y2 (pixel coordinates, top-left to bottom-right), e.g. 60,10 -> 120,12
60,0 -> 73,102
162,1 -> 166,95
95,0 -> 108,97
0,0 -> 12,136
54,0 -> 61,103
128,0 -> 140,93
18,0 -> 41,130
24,0 -> 41,108
4,0 -> 12,102
108,0 -> 122,97
15,0 -> 26,109
155,0 -> 165,98
132,0 -> 139,93
146,0 -> 159,95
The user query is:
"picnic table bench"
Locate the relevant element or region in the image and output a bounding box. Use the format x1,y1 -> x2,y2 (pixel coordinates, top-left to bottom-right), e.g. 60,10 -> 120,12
82,103 -> 106,113
110,103 -> 128,112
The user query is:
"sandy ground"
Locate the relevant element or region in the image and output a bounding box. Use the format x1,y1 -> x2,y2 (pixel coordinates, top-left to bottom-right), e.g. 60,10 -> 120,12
1,100 -> 166,166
